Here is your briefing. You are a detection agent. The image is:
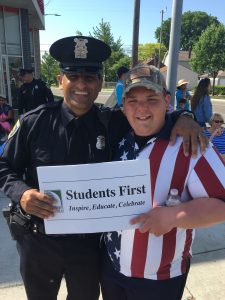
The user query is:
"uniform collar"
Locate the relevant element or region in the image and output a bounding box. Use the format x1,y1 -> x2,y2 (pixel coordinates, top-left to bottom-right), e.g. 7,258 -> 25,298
61,101 -> 98,128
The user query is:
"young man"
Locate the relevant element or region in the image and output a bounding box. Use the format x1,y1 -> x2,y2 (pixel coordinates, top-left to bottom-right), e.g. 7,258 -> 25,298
102,65 -> 225,300
18,68 -> 54,115
0,36 -> 207,300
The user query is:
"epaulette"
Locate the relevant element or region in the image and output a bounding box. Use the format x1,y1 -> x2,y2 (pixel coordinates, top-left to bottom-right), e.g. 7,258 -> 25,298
8,101 -> 63,140
21,100 -> 63,119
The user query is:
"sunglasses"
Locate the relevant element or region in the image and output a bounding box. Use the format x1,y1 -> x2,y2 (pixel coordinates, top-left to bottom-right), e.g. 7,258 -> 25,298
213,120 -> 224,124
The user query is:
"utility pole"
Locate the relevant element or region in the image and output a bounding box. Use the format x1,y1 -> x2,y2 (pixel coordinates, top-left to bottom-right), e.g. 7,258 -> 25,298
132,0 -> 140,67
158,8 -> 166,68
166,0 -> 183,106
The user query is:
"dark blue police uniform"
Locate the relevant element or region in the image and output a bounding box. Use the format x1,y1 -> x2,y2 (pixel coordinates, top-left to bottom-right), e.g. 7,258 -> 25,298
0,36 -> 130,300
18,69 -> 54,115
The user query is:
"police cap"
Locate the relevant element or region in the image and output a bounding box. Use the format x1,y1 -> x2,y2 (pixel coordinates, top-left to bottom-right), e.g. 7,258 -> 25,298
49,36 -> 111,75
19,68 -> 33,77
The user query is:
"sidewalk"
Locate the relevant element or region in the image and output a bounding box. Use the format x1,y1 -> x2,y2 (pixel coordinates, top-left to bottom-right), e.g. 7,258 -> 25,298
1,226 -> 225,299
0,190 -> 224,299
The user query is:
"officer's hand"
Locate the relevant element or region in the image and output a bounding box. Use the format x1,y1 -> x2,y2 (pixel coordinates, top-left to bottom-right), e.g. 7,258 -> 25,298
169,116 -> 208,157
130,206 -> 176,237
20,189 -> 56,219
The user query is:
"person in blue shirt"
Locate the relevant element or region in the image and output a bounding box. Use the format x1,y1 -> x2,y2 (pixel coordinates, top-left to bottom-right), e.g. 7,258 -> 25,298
204,113 -> 225,160
115,66 -> 129,108
191,78 -> 212,128
176,79 -> 191,110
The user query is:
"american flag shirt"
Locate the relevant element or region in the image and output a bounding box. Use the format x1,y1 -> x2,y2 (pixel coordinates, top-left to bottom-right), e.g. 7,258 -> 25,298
104,123 -> 225,280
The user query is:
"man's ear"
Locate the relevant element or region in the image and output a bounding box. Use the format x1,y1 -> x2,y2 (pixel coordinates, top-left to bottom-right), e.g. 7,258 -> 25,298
57,74 -> 63,90
165,94 -> 171,109
98,77 -> 103,92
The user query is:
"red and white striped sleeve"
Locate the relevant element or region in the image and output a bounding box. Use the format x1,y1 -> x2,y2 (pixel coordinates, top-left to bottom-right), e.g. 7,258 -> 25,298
187,146 -> 225,200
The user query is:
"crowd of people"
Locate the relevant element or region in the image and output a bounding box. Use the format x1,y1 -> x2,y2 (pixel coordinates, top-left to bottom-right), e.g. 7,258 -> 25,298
0,35 -> 224,300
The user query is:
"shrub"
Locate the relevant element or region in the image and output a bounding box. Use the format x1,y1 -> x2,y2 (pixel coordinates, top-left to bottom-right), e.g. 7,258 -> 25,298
213,85 -> 225,95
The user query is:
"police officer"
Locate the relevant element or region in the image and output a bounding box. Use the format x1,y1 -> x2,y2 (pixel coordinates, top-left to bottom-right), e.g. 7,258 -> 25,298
18,68 -> 54,115
0,36 -> 207,300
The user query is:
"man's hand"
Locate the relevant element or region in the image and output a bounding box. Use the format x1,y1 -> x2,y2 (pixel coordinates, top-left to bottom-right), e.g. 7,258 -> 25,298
20,189 -> 56,219
170,116 -> 208,157
130,206 -> 176,237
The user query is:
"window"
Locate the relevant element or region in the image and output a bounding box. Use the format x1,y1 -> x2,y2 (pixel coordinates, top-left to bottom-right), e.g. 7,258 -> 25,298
0,7 -> 6,54
4,8 -> 21,55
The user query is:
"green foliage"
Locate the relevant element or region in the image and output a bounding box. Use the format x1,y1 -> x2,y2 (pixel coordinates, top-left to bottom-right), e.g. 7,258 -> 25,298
89,19 -> 131,81
138,43 -> 167,61
41,52 -> 60,86
212,86 -> 225,95
155,11 -> 220,51
75,30 -> 83,36
190,24 -> 225,95
190,24 -> 225,76
155,18 -> 171,49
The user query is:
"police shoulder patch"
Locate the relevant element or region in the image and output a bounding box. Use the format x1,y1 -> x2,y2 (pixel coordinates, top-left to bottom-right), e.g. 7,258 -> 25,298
8,119 -> 20,139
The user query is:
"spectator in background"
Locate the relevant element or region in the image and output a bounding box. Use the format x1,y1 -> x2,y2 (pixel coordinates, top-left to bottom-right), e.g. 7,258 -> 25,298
0,96 -> 14,137
165,90 -> 174,113
204,113 -> 225,160
177,98 -> 187,110
176,79 -> 191,110
18,68 -> 54,115
191,78 -> 212,128
115,66 -> 129,108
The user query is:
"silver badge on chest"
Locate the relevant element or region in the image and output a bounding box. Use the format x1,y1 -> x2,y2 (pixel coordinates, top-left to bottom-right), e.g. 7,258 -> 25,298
74,38 -> 88,59
96,135 -> 105,150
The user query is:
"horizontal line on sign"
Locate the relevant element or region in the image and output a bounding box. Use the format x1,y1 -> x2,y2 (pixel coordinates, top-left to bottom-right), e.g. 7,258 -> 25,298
47,213 -> 140,221
42,174 -> 147,184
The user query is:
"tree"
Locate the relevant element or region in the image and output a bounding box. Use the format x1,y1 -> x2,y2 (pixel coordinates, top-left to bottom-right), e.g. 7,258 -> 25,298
190,24 -> 225,95
155,18 -> 171,50
155,11 -> 220,54
138,43 -> 167,61
41,52 -> 60,86
90,19 -> 131,81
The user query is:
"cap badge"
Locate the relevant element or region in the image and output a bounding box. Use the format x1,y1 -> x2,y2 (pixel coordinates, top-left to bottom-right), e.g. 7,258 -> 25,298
96,135 -> 105,150
74,38 -> 88,59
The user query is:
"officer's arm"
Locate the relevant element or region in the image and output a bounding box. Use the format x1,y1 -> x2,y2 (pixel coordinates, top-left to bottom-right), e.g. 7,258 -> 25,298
0,119 -> 31,203
0,119 -> 56,219
169,111 -> 208,157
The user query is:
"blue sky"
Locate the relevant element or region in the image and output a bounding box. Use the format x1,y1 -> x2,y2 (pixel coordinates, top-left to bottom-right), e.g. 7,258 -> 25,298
40,0 -> 225,55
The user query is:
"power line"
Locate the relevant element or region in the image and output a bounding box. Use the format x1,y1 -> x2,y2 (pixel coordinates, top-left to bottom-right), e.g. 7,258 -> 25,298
44,0 -> 54,8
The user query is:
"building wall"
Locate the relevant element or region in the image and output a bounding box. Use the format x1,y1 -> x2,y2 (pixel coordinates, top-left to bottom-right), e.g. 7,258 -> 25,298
0,4 -> 43,105
177,65 -> 198,90
161,65 -> 198,90
20,8 -> 32,68
33,29 -> 41,78
218,78 -> 225,86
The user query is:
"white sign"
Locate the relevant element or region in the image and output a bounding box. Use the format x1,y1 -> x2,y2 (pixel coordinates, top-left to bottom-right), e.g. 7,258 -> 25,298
37,159 -> 152,234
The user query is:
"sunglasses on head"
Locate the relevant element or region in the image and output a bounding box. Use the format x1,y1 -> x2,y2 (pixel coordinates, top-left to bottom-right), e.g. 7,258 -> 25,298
213,120 -> 224,124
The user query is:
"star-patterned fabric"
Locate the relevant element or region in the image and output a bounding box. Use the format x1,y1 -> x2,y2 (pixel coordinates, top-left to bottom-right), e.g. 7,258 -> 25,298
103,116 -> 225,280
104,131 -> 156,273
